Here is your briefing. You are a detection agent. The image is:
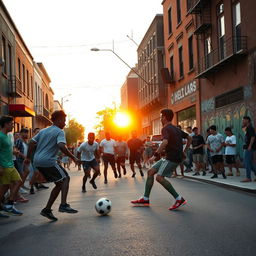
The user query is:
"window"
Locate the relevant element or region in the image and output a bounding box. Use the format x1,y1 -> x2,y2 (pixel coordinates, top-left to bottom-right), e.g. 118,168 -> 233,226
217,3 -> 226,60
168,7 -> 172,35
187,0 -> 192,12
18,58 -> 21,80
215,87 -> 243,108
22,64 -> 25,93
31,76 -> 33,99
27,70 -> 29,96
188,36 -> 194,70
7,44 -> 12,77
177,0 -> 181,24
205,37 -> 212,68
233,2 -> 241,51
1,36 -> 7,74
178,46 -> 184,78
169,55 -> 174,79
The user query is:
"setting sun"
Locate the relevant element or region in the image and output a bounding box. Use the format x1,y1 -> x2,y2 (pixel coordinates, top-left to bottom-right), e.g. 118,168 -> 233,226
113,112 -> 131,128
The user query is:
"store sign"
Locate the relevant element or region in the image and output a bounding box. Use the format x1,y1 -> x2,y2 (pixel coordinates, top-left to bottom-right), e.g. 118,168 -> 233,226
171,80 -> 197,104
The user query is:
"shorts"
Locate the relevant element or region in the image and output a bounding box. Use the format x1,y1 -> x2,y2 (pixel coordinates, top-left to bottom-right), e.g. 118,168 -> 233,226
82,159 -> 99,171
0,167 -> 21,185
130,152 -> 142,165
152,159 -> 178,178
193,154 -> 204,163
116,156 -> 126,165
102,153 -> 116,170
225,155 -> 236,164
37,164 -> 69,183
211,155 -> 223,164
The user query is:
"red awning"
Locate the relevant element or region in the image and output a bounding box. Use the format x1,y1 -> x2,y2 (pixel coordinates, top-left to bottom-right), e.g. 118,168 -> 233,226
9,104 -> 35,117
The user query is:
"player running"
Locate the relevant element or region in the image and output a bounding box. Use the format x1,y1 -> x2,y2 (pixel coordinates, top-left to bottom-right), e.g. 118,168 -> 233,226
77,132 -> 100,192
131,109 -> 191,210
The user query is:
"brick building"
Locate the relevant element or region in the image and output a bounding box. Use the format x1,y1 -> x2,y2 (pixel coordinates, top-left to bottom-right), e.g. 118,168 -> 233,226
189,0 -> 256,159
162,0 -> 200,130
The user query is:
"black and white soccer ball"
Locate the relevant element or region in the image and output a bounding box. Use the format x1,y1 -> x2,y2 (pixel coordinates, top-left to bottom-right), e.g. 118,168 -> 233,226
95,198 -> 112,215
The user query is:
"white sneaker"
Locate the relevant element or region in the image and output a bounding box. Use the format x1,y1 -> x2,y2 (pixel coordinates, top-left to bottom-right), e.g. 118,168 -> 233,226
19,188 -> 29,194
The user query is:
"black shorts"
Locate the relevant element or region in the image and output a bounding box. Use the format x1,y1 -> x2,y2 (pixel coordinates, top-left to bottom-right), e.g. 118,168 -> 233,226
116,156 -> 126,165
37,164 -> 69,183
102,153 -> 116,170
130,153 -> 141,165
211,155 -> 223,164
82,159 -> 99,171
225,155 -> 236,164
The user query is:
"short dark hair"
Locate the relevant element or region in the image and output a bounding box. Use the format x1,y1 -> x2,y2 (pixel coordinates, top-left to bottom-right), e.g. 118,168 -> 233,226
161,109 -> 174,122
192,127 -> 198,131
33,128 -> 40,133
225,127 -> 232,132
88,132 -> 95,137
51,110 -> 66,122
209,125 -> 217,131
187,126 -> 192,130
0,115 -> 13,128
243,116 -> 251,123
20,128 -> 29,133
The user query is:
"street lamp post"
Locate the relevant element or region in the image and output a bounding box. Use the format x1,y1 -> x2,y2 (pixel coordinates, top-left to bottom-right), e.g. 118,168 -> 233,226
61,94 -> 72,108
90,48 -> 151,87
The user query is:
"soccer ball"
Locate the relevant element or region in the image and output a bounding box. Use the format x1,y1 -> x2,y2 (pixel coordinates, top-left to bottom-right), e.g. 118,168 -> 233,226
95,198 -> 112,216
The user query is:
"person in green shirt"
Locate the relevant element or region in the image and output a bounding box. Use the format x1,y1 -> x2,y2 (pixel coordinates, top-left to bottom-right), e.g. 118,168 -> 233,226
0,116 -> 23,217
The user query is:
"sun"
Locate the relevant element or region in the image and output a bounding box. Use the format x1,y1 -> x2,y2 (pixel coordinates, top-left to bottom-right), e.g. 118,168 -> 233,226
113,112 -> 131,128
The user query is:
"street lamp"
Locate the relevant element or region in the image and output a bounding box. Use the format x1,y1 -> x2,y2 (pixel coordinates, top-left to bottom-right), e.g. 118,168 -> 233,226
90,48 -> 151,86
61,93 -> 72,108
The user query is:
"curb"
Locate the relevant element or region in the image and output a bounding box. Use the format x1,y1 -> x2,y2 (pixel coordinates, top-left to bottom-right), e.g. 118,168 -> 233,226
184,175 -> 256,194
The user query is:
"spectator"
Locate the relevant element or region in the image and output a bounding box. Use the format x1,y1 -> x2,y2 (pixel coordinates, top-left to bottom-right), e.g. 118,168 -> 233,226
192,127 -> 206,176
143,136 -> 154,168
241,116 -> 256,182
206,125 -> 226,179
115,136 -> 129,177
224,127 -> 240,177
185,126 -> 194,172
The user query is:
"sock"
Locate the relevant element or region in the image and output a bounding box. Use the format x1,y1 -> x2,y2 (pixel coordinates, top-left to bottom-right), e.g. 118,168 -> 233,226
158,178 -> 179,199
144,176 -> 154,198
175,195 -> 182,200
143,196 -> 149,200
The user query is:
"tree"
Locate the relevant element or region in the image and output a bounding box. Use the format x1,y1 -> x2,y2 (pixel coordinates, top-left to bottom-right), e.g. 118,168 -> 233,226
64,119 -> 85,145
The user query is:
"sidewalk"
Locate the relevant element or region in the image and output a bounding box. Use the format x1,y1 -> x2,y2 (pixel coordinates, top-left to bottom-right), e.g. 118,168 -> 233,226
182,167 -> 256,193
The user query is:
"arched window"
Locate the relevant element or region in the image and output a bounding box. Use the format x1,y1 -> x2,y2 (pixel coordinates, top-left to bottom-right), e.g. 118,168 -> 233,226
45,94 -> 49,109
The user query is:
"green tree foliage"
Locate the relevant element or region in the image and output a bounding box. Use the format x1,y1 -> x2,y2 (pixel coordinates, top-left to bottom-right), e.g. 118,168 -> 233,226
64,119 -> 85,145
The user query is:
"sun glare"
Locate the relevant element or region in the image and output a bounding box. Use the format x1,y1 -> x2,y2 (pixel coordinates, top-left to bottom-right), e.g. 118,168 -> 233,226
114,112 -> 131,128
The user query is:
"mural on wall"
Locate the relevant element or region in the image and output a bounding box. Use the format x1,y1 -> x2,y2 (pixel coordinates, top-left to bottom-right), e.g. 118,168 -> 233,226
202,102 -> 256,161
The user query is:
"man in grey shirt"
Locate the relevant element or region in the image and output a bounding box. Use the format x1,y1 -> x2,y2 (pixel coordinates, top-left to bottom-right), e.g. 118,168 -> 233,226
25,110 -> 79,221
115,136 -> 129,177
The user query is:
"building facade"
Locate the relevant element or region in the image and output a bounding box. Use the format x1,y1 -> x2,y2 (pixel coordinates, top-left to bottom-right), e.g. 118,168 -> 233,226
189,0 -> 256,159
162,0 -> 200,130
137,14 -> 168,137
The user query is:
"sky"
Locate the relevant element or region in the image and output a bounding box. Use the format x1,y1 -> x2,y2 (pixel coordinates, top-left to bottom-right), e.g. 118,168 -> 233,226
3,0 -> 163,134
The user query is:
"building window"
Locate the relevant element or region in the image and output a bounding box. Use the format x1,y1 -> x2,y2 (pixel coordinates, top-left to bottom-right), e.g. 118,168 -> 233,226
169,55 -> 174,80
215,87 -> 243,108
18,58 -> 21,80
188,36 -> 194,70
7,44 -> 12,77
233,2 -> 241,51
205,36 -> 212,68
178,46 -> 184,78
168,7 -> 173,35
1,36 -> 7,74
26,70 -> 29,96
217,3 -> 226,60
22,64 -> 25,93
31,76 -> 33,99
177,0 -> 181,24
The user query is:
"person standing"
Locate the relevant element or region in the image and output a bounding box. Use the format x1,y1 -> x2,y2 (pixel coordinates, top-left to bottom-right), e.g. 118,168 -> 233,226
77,132 -> 100,192
127,131 -> 144,177
131,109 -> 191,211
241,116 -> 256,182
115,136 -> 129,177
25,110 -> 79,221
191,127 -> 206,176
0,116 -> 23,217
143,136 -> 154,168
224,127 -> 240,177
100,132 -> 117,184
185,126 -> 194,172
206,125 -> 226,179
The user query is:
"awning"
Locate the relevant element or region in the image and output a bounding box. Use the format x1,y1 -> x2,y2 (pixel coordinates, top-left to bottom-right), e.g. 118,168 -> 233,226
9,104 -> 35,117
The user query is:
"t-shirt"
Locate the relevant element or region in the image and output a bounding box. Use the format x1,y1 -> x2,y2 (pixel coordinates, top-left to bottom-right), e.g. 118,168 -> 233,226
32,125 -> 66,167
127,138 -> 143,156
206,133 -> 224,156
225,135 -> 236,155
78,141 -> 99,161
162,124 -> 189,163
0,131 -> 14,168
100,139 -> 115,155
243,124 -> 256,150
115,141 -> 128,157
192,135 -> 205,154
7,132 -> 16,161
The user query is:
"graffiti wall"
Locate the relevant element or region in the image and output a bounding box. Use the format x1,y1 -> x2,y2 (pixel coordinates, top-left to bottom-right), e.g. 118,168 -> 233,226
201,101 -> 256,161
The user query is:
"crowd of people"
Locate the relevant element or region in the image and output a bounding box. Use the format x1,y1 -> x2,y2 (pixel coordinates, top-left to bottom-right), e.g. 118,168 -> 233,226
0,109 -> 255,220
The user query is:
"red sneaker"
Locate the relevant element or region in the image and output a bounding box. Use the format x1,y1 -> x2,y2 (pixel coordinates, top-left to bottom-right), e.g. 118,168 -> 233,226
131,198 -> 150,206
169,197 -> 187,211
16,196 -> 29,203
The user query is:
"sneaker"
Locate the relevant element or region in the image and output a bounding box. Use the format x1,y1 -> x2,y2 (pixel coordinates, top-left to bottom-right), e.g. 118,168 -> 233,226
169,197 -> 187,211
222,172 -> 227,179
59,203 -> 78,213
0,211 -> 10,218
193,172 -> 200,176
19,187 -> 29,194
211,174 -> 218,179
202,171 -> 206,176
40,208 -> 58,221
104,179 -> 108,184
30,186 -> 35,194
82,185 -> 86,193
139,170 -> 144,177
114,171 -> 118,179
89,180 -> 97,189
123,169 -> 127,175
3,204 -> 23,216
131,198 -> 150,206
38,184 -> 49,189
16,196 -> 29,203
22,185 -> 30,190
131,172 -> 136,178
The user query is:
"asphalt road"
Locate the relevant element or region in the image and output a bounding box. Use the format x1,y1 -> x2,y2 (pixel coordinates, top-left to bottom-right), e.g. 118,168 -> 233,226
1,165 -> 256,256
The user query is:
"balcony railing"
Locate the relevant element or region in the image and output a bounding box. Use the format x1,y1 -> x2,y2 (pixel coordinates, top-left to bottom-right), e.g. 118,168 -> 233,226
43,107 -> 50,119
8,76 -> 22,97
196,36 -> 247,78
188,0 -> 210,14
34,105 -> 51,122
